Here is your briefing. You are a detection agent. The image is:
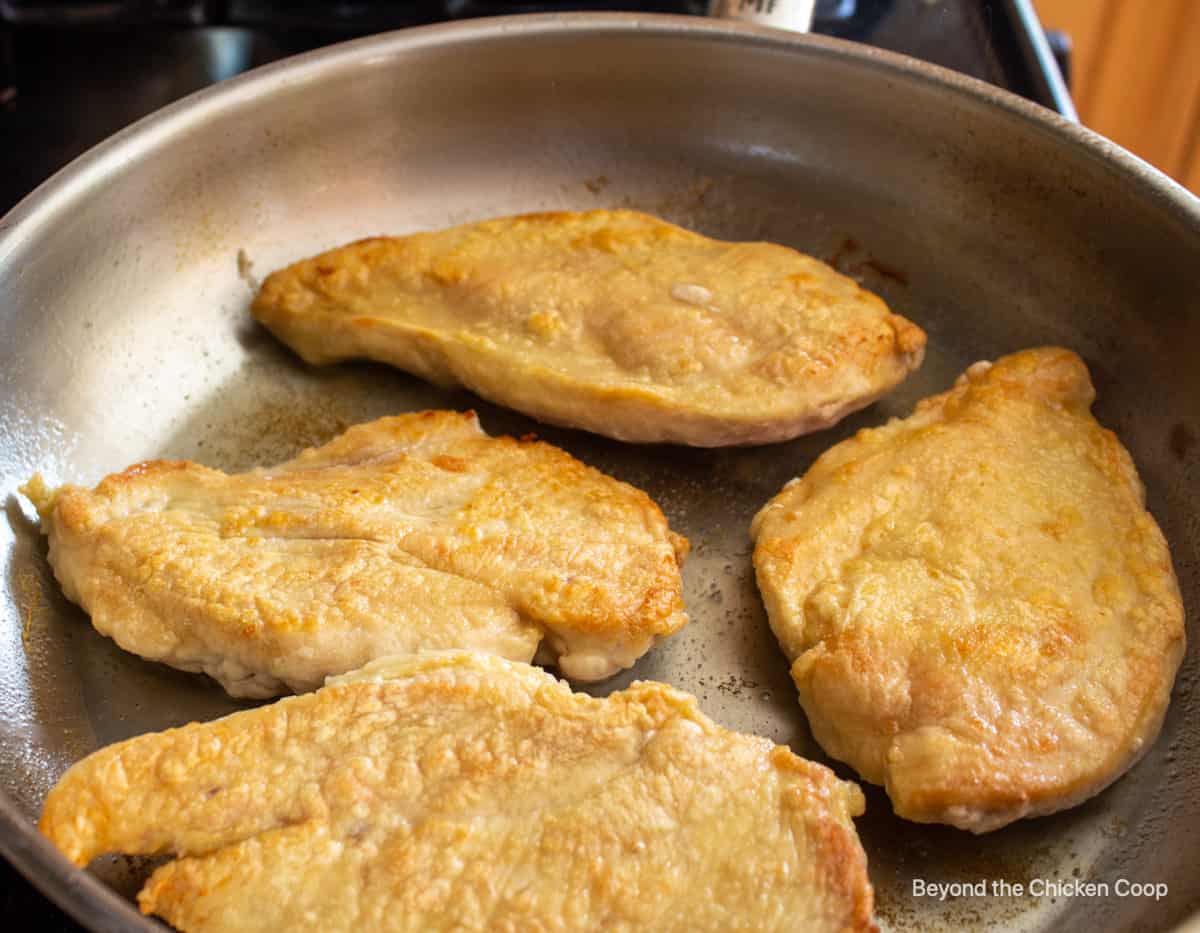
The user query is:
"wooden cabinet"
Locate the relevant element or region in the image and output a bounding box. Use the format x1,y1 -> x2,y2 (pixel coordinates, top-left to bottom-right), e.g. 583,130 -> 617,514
1036,0 -> 1200,195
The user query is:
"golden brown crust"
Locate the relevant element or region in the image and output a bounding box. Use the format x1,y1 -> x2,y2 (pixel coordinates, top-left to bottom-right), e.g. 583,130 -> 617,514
41,653 -> 874,932
251,210 -> 925,446
22,412 -> 687,696
751,348 -> 1185,832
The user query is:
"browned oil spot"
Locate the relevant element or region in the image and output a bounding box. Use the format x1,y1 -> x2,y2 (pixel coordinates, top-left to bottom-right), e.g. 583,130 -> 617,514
827,237 -> 861,270
827,237 -> 909,287
246,403 -> 347,458
174,205 -> 225,271
583,175 -> 609,194
201,397 -> 351,472
236,248 -> 258,290
630,175 -> 718,225
1169,422 -> 1195,461
862,257 -> 909,286
865,810 -> 1063,932
15,567 -> 45,654
693,671 -> 759,698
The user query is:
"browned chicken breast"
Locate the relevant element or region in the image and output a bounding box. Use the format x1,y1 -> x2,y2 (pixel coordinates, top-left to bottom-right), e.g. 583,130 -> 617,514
22,412 -> 687,697
751,348 -> 1185,832
251,209 -> 925,446
44,652 -> 873,930
41,652 -> 875,933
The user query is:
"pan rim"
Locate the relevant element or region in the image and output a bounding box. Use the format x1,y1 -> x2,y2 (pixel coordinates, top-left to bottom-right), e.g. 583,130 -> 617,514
2,11 -> 1199,265
1,12 -> 1198,932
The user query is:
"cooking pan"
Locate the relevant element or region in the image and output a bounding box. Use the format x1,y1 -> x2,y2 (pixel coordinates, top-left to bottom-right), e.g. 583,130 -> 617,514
0,13 -> 1197,932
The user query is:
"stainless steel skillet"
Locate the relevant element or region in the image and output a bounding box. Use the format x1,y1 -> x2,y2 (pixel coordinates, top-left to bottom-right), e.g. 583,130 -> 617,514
0,13 -> 1197,932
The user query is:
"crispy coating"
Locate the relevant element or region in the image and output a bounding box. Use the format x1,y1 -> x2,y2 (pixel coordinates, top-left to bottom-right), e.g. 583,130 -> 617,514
751,348 -> 1185,832
22,412 -> 687,696
40,652 -> 875,933
251,210 -> 926,446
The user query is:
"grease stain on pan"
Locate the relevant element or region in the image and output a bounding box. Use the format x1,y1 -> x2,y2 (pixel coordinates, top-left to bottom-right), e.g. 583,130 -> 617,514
14,565 -> 46,656
1169,423 -> 1195,462
868,820 -> 1085,932
174,205 -> 228,272
826,235 -> 911,288
157,355 -> 361,471
188,391 -> 350,471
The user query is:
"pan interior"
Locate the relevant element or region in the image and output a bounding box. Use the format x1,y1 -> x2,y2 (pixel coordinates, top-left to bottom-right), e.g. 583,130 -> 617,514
1,18 -> 1197,932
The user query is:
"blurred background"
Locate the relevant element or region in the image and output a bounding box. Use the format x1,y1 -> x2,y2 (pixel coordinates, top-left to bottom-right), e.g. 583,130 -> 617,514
1036,0 -> 1200,194
2,1 -> 1199,217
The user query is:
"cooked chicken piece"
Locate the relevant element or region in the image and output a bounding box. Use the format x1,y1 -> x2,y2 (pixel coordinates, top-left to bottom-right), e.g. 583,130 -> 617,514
22,412 -> 687,697
251,210 -> 925,446
751,348 -> 1185,832
41,652 -> 874,933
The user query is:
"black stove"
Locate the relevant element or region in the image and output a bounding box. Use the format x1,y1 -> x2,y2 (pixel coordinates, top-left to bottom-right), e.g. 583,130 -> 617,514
0,1 -> 1069,927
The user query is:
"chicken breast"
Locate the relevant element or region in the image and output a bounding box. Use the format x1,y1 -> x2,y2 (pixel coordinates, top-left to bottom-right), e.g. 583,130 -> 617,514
751,348 -> 1185,832
22,412 -> 688,697
41,651 -> 875,933
251,210 -> 926,446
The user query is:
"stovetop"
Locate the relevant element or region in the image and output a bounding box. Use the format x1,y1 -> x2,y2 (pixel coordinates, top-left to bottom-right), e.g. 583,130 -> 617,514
0,1 -> 1069,928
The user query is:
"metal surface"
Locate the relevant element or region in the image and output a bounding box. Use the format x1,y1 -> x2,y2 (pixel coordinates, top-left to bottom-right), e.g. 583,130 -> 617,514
0,13 -> 1198,931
